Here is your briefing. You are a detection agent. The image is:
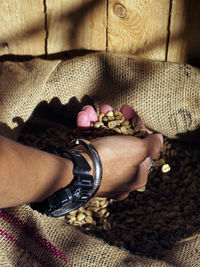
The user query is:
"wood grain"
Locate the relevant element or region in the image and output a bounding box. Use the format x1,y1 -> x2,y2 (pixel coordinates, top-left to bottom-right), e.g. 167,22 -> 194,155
46,0 -> 107,54
107,0 -> 171,60
0,0 -> 45,55
167,0 -> 200,67
1,0 -> 200,65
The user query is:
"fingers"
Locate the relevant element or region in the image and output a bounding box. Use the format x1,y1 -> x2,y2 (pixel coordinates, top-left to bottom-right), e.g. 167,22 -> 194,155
77,104 -> 113,129
82,105 -> 98,122
100,104 -> 137,120
131,157 -> 150,191
115,157 -> 151,199
99,104 -> 113,114
130,134 -> 163,165
101,104 -> 146,131
76,111 -> 90,129
77,104 -> 147,133
77,106 -> 98,129
77,104 -> 140,128
142,134 -> 163,158
120,104 -> 137,120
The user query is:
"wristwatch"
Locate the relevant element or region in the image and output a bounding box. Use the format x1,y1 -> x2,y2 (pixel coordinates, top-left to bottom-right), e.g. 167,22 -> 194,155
30,139 -> 102,217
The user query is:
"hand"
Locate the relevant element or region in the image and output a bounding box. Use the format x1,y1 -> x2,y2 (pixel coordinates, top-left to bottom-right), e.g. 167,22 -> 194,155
76,104 -> 147,131
76,104 -> 163,200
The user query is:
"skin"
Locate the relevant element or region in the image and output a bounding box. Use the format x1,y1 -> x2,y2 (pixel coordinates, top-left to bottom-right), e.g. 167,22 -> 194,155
0,135 -> 74,208
77,104 -> 163,200
0,104 -> 163,208
82,134 -> 163,200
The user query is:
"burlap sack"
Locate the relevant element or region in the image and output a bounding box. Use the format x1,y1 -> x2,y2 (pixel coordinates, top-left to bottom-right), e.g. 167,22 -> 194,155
0,205 -> 173,267
0,52 -> 200,266
0,52 -> 199,140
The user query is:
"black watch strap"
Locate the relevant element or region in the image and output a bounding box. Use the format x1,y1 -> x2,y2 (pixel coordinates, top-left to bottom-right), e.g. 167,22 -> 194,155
30,146 -> 94,217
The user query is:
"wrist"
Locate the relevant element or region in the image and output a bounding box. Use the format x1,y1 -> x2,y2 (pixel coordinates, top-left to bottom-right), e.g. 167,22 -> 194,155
34,154 -> 74,203
35,147 -> 94,203
30,141 -> 101,217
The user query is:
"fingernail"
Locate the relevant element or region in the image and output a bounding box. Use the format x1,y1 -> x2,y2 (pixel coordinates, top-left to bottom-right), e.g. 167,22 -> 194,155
77,111 -> 90,129
99,104 -> 113,114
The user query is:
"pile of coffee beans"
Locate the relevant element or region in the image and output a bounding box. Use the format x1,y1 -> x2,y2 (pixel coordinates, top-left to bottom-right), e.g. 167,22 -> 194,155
19,109 -> 200,259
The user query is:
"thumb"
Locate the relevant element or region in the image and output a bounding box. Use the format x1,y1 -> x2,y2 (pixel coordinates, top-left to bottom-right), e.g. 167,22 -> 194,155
142,134 -> 163,157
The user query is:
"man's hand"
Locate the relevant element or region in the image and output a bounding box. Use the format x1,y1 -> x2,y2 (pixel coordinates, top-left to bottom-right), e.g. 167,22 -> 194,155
76,104 -> 163,200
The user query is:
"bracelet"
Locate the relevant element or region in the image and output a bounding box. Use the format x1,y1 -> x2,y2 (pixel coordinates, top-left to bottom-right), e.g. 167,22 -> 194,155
71,139 -> 102,195
30,139 -> 102,217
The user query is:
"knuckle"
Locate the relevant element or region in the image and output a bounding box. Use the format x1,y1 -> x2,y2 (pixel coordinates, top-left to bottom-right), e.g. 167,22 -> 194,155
136,140 -> 148,158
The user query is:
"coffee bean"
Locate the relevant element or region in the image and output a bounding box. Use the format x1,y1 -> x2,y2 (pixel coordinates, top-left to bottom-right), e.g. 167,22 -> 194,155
19,108 -> 200,259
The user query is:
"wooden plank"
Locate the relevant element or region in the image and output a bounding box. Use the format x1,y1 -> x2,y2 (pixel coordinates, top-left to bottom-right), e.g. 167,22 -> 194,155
107,0 -> 171,61
167,0 -> 200,66
0,0 -> 45,56
47,0 -> 107,54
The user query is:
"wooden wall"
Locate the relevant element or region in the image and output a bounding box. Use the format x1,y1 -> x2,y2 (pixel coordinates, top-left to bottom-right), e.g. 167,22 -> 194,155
0,0 -> 200,65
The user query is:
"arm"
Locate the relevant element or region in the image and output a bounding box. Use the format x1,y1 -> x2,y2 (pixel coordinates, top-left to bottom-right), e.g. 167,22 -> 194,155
0,135 -> 74,208
0,132 -> 163,209
0,105 -> 163,209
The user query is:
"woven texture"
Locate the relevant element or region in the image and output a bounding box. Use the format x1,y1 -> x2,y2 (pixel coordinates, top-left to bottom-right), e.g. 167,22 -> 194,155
0,205 -> 174,267
0,52 -> 199,140
0,52 -> 200,266
164,234 -> 200,266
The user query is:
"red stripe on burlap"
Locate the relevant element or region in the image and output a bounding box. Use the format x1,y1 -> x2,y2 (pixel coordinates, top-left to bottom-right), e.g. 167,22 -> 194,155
0,229 -> 51,267
0,209 -> 73,267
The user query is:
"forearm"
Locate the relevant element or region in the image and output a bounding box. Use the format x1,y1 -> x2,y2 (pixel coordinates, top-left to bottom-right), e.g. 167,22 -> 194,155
0,136 -> 74,208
